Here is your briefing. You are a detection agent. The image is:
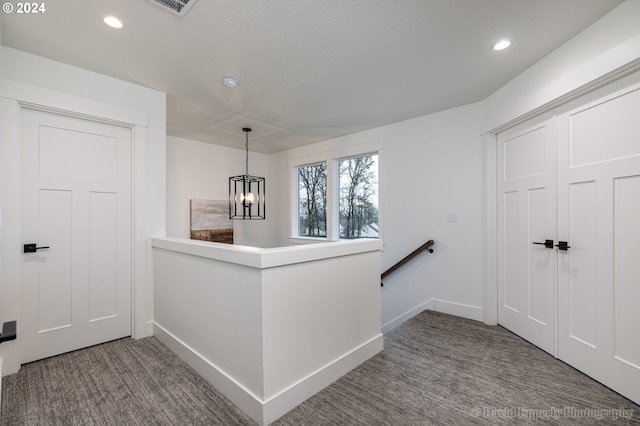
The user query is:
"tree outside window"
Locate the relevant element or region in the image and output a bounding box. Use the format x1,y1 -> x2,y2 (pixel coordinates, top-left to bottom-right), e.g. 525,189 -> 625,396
339,154 -> 378,239
296,153 -> 379,240
298,163 -> 327,237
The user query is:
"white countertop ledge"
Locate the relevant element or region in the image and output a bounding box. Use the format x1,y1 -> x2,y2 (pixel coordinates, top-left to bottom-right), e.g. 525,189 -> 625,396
151,237 -> 383,269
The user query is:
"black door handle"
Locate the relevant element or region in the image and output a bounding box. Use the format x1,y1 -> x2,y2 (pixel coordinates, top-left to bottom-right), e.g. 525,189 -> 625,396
532,239 -> 554,249
23,243 -> 50,253
555,241 -> 570,251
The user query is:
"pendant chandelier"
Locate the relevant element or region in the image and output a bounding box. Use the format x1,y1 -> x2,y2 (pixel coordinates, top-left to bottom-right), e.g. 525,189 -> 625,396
229,127 -> 265,220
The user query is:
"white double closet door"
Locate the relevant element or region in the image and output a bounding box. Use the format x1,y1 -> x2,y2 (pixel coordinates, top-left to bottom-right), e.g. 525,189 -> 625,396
498,71 -> 640,404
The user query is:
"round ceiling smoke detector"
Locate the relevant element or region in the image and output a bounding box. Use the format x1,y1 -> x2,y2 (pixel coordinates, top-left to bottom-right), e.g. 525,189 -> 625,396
222,77 -> 239,89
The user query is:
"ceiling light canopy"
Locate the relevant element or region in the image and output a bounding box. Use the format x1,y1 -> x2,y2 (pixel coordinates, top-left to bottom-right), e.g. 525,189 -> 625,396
103,16 -> 123,29
222,77 -> 239,89
491,39 -> 511,51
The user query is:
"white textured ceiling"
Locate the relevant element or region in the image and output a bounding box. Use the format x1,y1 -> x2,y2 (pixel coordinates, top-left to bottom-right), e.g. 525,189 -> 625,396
1,0 -> 623,153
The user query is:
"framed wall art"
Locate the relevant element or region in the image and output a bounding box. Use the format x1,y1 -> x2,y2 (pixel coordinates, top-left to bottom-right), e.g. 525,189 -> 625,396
190,199 -> 233,244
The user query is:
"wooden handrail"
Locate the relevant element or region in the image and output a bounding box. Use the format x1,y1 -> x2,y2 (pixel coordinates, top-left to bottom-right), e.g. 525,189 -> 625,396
381,240 -> 434,286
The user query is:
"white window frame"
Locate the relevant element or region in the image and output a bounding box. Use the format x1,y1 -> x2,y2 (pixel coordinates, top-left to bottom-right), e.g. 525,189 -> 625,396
288,139 -> 384,244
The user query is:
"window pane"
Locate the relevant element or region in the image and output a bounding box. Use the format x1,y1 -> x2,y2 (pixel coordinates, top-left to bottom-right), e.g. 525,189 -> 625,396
298,163 -> 327,237
339,154 -> 378,239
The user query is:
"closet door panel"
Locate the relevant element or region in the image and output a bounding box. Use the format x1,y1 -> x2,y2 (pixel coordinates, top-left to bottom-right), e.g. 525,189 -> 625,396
566,181 -> 597,347
527,187 -> 550,325
502,191 -> 520,313
612,176 -> 640,370
557,71 -> 640,405
497,113 -> 556,356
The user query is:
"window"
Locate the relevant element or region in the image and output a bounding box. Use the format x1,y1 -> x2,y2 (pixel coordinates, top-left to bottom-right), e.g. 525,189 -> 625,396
298,163 -> 327,237
291,141 -> 382,242
339,154 -> 378,239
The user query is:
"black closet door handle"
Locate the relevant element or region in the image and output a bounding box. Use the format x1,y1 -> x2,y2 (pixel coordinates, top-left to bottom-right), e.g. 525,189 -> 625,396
23,244 -> 50,253
555,241 -> 570,251
532,239 -> 554,249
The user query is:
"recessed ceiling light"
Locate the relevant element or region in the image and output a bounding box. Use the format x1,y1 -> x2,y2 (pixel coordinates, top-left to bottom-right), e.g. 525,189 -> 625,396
104,16 -> 123,29
492,39 -> 511,51
222,77 -> 239,89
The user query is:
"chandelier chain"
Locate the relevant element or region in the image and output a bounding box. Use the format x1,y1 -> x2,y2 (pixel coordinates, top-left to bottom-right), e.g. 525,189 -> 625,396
245,130 -> 249,175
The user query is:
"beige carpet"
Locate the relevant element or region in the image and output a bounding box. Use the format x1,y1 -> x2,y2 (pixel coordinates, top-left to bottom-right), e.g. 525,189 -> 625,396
2,310 -> 639,425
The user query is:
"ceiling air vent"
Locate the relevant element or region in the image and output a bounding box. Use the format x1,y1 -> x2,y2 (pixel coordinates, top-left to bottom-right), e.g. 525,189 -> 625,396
149,0 -> 198,16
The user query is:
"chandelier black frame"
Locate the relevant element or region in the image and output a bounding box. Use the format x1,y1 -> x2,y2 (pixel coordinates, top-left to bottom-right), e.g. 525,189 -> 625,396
229,128 -> 265,220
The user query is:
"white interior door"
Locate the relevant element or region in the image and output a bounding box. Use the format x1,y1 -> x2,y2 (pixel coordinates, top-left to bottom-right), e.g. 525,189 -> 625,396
557,72 -> 640,404
21,108 -> 132,364
497,113 -> 557,355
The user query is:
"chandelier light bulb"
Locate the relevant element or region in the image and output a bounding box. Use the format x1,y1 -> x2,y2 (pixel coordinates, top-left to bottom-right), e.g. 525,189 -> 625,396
240,192 -> 255,205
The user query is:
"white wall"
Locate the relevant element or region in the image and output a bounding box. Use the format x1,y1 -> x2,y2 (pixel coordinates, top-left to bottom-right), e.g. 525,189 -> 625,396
166,136 -> 269,247
269,103 -> 484,330
0,46 -> 166,374
484,0 -> 640,132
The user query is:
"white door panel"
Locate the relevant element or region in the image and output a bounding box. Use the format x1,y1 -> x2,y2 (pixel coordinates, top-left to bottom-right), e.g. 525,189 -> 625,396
21,109 -> 132,364
557,72 -> 640,404
497,113 -> 557,356
613,175 -> 640,369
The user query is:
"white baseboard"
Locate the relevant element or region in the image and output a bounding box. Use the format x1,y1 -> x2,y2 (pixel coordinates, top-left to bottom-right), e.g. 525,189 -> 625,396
262,334 -> 383,425
152,323 -> 264,422
382,298 -> 483,334
152,322 -> 383,425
